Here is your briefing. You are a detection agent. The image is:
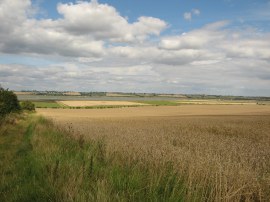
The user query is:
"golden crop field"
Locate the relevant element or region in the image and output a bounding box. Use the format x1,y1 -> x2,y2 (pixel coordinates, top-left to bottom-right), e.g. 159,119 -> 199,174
37,105 -> 270,118
37,105 -> 270,201
176,99 -> 257,105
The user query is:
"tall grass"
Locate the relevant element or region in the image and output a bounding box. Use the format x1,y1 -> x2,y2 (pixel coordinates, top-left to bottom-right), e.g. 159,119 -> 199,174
0,114 -> 198,201
1,114 -> 270,201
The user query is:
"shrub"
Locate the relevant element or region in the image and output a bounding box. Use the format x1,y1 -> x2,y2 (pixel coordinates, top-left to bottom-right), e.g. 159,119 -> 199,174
0,87 -> 21,117
21,101 -> 35,111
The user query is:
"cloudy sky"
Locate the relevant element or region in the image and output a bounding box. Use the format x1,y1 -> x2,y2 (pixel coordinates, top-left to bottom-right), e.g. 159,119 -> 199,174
0,0 -> 270,96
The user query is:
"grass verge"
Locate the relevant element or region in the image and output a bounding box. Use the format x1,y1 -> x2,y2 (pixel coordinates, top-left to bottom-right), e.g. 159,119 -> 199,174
0,114 -> 190,201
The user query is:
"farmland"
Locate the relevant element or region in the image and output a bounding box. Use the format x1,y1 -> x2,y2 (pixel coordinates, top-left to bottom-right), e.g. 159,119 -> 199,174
37,104 -> 270,118
32,101 -> 63,108
36,105 -> 270,201
17,93 -> 270,109
2,91 -> 270,201
58,100 -> 149,107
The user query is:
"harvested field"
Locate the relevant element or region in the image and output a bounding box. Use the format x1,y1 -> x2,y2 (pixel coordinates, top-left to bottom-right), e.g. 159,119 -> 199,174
177,100 -> 257,105
37,105 -> 270,201
58,100 -> 149,107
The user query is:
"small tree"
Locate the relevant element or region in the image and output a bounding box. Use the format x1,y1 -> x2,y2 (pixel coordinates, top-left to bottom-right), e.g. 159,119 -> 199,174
0,88 -> 21,117
21,101 -> 35,111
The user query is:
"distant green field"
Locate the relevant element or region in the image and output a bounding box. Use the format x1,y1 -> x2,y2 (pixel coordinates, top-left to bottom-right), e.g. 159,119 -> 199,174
23,99 -> 269,109
32,101 -> 64,108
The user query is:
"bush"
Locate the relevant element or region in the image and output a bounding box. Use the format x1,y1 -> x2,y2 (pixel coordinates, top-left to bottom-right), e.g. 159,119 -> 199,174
0,87 -> 21,117
21,101 -> 35,111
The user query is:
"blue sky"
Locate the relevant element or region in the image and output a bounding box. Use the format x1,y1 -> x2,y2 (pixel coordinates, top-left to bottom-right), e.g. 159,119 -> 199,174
0,0 -> 270,96
36,0 -> 270,30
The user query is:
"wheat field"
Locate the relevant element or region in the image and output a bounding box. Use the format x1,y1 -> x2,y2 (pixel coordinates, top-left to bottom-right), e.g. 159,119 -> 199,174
37,105 -> 270,201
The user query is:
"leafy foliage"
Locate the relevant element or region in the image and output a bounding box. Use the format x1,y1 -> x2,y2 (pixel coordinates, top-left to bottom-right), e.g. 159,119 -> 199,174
21,101 -> 35,111
0,87 -> 21,117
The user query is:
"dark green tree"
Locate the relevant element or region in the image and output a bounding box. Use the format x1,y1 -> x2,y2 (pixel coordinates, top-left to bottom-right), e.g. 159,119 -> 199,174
21,101 -> 35,111
0,87 -> 21,117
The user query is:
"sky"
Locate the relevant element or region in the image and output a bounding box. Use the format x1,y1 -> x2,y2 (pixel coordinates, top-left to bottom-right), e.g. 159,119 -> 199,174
0,0 -> 270,96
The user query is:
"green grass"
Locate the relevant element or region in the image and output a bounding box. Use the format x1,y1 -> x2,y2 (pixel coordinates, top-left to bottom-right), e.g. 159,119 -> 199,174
32,101 -> 64,108
0,113 -> 194,201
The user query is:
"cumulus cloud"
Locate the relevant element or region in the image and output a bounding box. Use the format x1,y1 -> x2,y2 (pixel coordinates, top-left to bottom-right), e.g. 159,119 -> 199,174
0,0 -> 269,96
221,36 -> 270,60
159,21 -> 229,51
0,0 -> 105,58
0,63 -> 161,92
0,0 -> 167,58
57,2 -> 167,42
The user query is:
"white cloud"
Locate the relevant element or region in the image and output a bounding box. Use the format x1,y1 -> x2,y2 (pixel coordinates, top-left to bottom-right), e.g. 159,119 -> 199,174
184,12 -> 192,21
190,60 -> 220,65
159,34 -> 207,50
192,9 -> 200,16
183,8 -> 200,21
0,1 -> 269,96
0,0 -> 167,58
131,17 -> 167,41
221,37 -> 270,60
159,21 -> 228,50
57,1 -> 167,42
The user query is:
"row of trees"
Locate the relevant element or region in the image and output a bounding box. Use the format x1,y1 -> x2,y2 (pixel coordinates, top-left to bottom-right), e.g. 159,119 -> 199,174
0,86 -> 35,118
